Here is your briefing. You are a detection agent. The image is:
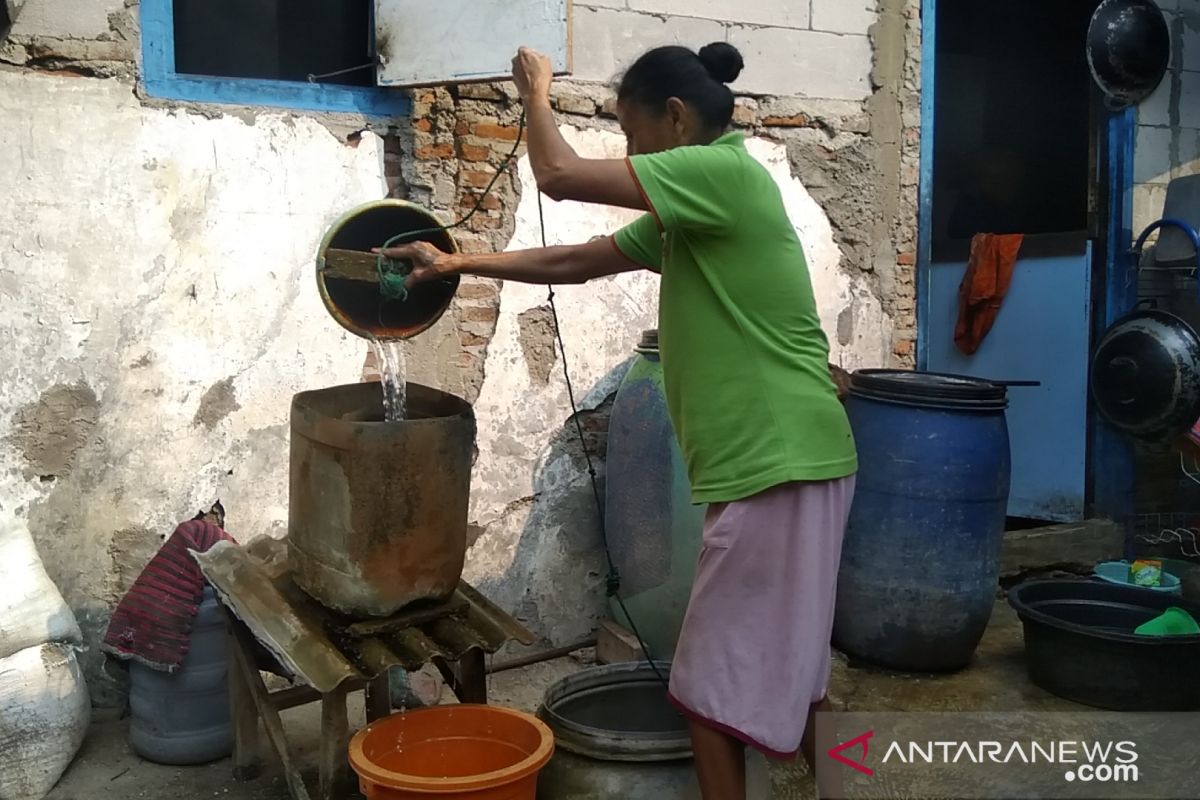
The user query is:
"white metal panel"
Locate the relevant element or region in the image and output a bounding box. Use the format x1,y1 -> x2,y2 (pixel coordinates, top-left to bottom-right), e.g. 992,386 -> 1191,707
375,0 -> 572,87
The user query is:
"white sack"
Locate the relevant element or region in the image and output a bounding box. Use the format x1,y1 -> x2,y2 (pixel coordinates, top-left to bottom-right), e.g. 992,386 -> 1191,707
0,643 -> 91,800
0,507 -> 82,660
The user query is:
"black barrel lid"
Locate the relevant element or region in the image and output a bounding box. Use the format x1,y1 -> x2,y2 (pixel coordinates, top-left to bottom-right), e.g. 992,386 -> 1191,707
849,369 -> 1009,411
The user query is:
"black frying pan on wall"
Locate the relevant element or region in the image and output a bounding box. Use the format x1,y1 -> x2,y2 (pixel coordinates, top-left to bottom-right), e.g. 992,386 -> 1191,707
1087,0 -> 1171,110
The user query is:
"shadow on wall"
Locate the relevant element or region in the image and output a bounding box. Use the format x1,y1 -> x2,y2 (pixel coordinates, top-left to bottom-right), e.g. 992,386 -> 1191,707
0,1 -> 20,40
473,358 -> 636,654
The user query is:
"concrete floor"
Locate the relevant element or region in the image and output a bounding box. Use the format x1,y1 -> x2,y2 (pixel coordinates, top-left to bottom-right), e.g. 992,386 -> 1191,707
46,599 -> 1076,800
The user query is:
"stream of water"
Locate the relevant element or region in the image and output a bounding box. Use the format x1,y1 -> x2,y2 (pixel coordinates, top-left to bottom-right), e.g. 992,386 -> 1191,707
369,337 -> 407,422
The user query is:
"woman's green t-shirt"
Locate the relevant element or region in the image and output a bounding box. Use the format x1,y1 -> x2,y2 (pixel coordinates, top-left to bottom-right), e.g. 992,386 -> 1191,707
612,131 -> 857,504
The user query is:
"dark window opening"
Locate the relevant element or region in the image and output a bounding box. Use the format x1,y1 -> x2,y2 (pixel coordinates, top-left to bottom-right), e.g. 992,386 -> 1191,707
172,0 -> 376,87
931,0 -> 1098,249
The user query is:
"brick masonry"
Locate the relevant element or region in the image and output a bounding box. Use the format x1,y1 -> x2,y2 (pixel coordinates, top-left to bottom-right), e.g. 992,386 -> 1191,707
380,1 -> 922,376
0,0 -> 927,696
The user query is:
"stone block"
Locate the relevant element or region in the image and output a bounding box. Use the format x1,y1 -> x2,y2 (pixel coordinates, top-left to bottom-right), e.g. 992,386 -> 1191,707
571,6 -> 726,83
1182,70 -> 1200,130
627,0 -> 809,29
1135,125 -> 1173,185
1137,76 -> 1172,128
1000,520 -> 1125,578
10,0 -> 122,40
556,92 -> 598,115
1176,129 -> 1200,179
1133,183 -> 1169,235
458,83 -> 506,101
727,27 -> 872,100
595,620 -> 647,664
1183,24 -> 1200,73
811,0 -> 877,35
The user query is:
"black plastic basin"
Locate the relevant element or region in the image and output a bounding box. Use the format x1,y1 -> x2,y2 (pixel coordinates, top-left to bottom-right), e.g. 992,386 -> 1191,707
1007,579 -> 1200,711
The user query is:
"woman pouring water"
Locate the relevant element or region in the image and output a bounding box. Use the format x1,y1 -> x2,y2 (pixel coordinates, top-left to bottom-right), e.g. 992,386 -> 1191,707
381,44 -> 858,800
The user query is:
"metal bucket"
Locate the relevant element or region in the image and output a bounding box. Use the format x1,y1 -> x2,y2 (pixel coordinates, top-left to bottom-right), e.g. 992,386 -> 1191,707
316,199 -> 460,340
535,662 -> 770,800
287,381 -> 475,617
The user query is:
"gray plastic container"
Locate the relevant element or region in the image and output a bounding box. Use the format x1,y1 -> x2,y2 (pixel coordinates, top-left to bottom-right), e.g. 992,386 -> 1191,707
128,586 -> 232,765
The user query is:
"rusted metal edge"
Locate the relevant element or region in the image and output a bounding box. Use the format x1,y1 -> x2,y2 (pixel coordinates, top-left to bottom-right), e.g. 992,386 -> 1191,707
191,536 -> 535,695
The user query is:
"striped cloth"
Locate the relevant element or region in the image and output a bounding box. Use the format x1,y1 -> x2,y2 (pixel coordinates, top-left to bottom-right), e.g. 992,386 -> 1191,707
102,520 -> 236,672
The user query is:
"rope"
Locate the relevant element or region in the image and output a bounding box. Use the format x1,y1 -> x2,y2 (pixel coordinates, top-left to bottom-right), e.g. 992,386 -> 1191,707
374,102 -> 669,687
374,112 -> 529,303
537,191 -> 670,688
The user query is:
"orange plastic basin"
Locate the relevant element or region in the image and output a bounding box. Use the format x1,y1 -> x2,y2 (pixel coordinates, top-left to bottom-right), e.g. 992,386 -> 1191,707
348,704 -> 555,800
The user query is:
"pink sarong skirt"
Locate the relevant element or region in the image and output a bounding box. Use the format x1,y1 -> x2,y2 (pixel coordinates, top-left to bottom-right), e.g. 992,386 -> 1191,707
667,475 -> 856,759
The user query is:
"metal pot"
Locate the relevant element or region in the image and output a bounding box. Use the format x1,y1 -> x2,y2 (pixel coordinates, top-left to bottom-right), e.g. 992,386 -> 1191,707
535,662 -> 770,800
1091,305 -> 1200,443
1086,0 -> 1170,110
315,199 -> 460,340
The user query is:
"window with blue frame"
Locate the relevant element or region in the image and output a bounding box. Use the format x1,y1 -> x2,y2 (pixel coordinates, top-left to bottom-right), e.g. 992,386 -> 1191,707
140,0 -> 409,116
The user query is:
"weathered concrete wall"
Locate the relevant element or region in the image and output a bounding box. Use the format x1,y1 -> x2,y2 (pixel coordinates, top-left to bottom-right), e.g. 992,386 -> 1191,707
9,0 -> 122,39
571,0 -> 876,98
458,128 -> 889,645
1,0 -> 25,37
1133,1 -> 1200,233
0,70 -> 387,703
0,0 -> 921,700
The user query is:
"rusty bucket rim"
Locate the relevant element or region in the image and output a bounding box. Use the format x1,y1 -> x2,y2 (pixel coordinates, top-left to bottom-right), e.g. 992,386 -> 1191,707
292,380 -> 474,418
290,381 -> 475,451
315,198 -> 461,341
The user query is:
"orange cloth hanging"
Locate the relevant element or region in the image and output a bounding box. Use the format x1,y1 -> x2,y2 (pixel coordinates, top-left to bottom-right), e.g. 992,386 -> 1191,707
954,233 -> 1024,355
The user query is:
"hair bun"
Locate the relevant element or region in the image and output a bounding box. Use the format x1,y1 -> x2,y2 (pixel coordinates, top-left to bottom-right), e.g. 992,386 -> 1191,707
698,42 -> 744,84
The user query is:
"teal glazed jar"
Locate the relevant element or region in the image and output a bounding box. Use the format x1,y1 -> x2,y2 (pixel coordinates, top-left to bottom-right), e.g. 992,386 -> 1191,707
604,330 -> 705,660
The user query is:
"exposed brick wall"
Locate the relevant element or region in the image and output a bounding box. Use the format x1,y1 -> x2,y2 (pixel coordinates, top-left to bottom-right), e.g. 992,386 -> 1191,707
889,0 -> 923,367
374,39 -> 921,378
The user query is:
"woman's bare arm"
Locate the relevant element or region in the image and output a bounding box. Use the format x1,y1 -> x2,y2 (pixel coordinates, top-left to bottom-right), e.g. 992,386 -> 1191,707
377,236 -> 645,290
513,49 -> 646,210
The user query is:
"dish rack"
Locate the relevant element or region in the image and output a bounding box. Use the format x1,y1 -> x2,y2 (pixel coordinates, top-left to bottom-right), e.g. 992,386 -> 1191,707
1125,512 -> 1200,562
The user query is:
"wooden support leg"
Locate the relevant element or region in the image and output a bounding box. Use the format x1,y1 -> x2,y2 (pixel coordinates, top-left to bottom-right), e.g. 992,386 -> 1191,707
432,657 -> 460,699
226,612 -> 262,780
365,672 -> 392,722
228,621 -> 312,800
457,648 -> 488,704
319,685 -> 351,800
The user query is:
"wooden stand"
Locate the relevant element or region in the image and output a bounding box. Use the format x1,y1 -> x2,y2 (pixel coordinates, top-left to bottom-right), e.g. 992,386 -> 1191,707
225,610 -> 488,800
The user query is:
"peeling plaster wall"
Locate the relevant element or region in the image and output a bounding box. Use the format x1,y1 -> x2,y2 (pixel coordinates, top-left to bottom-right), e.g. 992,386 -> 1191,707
462,127 -> 890,646
0,71 -> 386,704
9,0 -> 121,39
0,0 -> 922,699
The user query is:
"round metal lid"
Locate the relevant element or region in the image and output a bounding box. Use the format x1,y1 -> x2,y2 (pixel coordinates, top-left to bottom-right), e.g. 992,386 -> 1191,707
849,369 -> 1009,411
1086,0 -> 1170,109
1091,309 -> 1200,440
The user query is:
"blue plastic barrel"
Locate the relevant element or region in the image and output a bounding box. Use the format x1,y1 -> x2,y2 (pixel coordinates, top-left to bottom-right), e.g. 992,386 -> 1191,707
604,330 -> 705,660
833,370 -> 1012,672
129,585 -> 232,764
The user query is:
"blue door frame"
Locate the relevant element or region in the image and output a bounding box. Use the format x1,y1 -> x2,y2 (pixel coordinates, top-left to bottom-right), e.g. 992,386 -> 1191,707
914,0 -> 1136,522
